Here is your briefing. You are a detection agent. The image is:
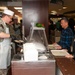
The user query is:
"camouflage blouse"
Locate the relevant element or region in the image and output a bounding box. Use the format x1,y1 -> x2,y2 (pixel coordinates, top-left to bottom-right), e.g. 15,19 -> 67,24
0,18 -> 6,42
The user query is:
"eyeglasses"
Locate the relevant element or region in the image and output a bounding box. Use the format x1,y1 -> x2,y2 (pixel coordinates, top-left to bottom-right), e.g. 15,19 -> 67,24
7,15 -> 13,20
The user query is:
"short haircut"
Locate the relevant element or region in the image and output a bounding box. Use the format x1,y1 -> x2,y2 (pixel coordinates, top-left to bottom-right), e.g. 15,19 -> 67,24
2,13 -> 7,18
61,17 -> 68,22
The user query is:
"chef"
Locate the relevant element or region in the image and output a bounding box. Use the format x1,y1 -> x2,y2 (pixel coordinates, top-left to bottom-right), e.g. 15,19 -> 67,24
0,9 -> 14,75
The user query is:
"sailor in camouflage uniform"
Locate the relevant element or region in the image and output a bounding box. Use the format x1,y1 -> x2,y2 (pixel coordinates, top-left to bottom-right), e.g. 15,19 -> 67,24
0,9 -> 14,75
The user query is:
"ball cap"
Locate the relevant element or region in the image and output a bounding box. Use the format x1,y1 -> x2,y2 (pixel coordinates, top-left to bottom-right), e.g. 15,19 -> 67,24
3,9 -> 14,16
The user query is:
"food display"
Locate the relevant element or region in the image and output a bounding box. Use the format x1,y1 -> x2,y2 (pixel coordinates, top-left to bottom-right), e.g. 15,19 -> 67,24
36,23 -> 44,27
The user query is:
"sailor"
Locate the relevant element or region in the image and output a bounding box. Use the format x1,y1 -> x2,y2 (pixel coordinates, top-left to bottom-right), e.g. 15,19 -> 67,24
0,9 -> 14,75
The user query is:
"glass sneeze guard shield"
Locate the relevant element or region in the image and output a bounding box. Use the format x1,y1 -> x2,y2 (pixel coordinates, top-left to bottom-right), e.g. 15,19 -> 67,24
27,27 -> 49,53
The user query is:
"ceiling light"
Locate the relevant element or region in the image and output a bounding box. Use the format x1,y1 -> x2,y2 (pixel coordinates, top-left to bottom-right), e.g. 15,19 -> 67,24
51,10 -> 57,15
0,7 -> 8,10
14,7 -> 22,10
63,6 -> 67,9
51,10 -> 57,13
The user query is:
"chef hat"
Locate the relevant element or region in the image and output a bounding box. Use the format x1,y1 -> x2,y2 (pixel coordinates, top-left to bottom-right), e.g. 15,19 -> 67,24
3,9 -> 14,16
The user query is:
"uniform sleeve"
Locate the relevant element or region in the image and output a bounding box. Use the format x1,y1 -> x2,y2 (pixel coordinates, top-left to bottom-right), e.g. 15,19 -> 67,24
0,24 -> 5,42
0,24 -> 5,33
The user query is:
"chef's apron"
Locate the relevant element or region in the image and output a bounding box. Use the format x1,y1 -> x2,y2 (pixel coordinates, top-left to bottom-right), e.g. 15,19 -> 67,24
0,26 -> 11,69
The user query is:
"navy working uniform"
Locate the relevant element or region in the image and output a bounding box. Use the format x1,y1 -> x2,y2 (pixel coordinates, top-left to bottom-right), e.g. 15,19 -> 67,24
0,9 -> 14,75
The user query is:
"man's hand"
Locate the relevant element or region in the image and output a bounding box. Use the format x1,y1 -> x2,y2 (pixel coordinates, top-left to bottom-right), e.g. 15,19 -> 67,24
53,43 -> 62,49
55,45 -> 62,49
65,54 -> 74,58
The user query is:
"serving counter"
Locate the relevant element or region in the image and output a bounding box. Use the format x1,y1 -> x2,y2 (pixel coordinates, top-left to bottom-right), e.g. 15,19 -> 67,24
11,53 -> 55,75
11,51 -> 75,75
55,57 -> 75,75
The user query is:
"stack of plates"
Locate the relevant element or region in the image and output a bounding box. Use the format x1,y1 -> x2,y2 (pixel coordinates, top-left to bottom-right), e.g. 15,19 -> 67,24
14,40 -> 24,43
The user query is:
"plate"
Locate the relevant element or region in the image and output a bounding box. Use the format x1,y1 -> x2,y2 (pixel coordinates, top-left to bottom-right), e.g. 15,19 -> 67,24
14,40 -> 20,43
14,40 -> 24,43
38,55 -> 48,60
48,44 -> 55,50
19,40 -> 24,42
